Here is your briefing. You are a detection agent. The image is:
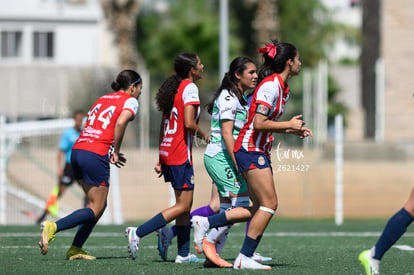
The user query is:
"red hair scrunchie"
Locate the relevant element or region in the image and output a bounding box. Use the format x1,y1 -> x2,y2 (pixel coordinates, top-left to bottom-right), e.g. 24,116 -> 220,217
258,44 -> 277,59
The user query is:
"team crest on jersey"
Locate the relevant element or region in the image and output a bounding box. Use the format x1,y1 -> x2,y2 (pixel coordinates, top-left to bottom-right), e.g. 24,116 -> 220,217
248,142 -> 254,148
258,156 -> 265,166
234,179 -> 241,189
258,105 -> 267,113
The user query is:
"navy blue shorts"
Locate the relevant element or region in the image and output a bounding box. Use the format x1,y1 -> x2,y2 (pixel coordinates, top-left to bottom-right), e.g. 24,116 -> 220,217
71,149 -> 110,187
234,147 -> 272,173
161,162 -> 194,191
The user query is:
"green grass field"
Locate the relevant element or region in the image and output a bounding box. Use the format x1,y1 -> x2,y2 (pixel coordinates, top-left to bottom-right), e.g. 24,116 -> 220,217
1,219 -> 414,274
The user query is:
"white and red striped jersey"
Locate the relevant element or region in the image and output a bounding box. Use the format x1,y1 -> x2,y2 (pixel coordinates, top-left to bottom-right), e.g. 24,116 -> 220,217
159,79 -> 201,165
234,73 -> 289,158
73,91 -> 138,155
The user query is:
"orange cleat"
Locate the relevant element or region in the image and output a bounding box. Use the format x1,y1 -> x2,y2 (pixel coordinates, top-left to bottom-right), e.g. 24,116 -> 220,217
202,238 -> 233,268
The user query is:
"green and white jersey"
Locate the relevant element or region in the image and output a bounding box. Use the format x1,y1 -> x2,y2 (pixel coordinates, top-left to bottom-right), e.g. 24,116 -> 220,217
205,89 -> 249,157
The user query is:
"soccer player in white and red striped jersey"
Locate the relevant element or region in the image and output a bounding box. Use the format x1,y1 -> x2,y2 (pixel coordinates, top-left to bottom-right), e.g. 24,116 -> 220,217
39,69 -> 142,260
191,40 -> 312,270
126,52 -> 209,264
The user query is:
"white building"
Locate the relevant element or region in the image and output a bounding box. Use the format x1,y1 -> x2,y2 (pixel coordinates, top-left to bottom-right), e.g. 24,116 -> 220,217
0,0 -> 118,120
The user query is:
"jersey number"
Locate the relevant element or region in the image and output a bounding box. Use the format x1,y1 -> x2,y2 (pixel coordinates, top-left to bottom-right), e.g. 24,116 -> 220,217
225,167 -> 234,179
164,107 -> 178,135
87,104 -> 116,129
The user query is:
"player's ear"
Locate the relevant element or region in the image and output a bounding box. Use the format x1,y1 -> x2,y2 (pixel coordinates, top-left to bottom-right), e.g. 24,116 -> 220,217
235,72 -> 242,81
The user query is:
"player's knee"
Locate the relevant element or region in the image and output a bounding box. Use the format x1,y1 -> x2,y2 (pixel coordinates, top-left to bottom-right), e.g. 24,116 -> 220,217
273,199 -> 279,211
259,205 -> 276,216
209,202 -> 221,213
176,204 -> 192,215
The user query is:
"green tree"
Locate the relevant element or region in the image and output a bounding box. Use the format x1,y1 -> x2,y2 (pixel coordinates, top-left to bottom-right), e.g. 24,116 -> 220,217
136,0 -> 358,146
137,0 -> 241,96
278,0 -> 336,67
136,0 -> 243,146
232,0 -> 357,145
278,0 -> 356,134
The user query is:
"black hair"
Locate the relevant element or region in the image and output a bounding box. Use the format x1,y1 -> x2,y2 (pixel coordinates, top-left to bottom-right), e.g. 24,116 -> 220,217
257,39 -> 297,85
72,110 -> 83,118
206,56 -> 254,115
155,52 -> 199,115
111,69 -> 142,91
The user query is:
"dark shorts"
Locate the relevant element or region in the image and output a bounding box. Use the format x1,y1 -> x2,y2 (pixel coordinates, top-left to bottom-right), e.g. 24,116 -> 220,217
234,147 -> 272,173
71,149 -> 110,187
161,162 -> 194,191
60,163 -> 75,186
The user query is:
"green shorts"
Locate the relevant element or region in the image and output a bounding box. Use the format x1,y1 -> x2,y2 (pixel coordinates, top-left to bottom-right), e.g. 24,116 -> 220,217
204,151 -> 248,197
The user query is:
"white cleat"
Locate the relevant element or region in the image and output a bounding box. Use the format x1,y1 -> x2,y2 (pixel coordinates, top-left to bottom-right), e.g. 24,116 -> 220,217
252,252 -> 272,262
175,253 -> 205,264
233,253 -> 272,270
191,216 -> 209,254
125,227 -> 140,260
124,226 -> 135,238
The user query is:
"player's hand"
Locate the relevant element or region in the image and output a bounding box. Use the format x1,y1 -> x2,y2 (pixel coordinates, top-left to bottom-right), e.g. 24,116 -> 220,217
115,153 -> 127,168
289,114 -> 305,130
110,152 -> 127,168
295,126 -> 313,138
154,162 -> 163,178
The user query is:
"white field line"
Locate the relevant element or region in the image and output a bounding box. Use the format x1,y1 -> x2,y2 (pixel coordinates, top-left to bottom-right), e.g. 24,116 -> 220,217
394,245 -> 414,251
0,245 -> 138,249
3,244 -> 414,251
2,231 -> 414,238
2,232 -> 414,251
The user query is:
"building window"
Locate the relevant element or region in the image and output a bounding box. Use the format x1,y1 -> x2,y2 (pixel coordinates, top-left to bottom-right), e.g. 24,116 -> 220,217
33,31 -> 54,58
1,31 -> 23,57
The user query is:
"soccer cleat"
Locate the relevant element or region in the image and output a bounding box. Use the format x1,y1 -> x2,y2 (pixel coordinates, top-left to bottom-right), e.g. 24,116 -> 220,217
233,253 -> 272,270
252,252 -> 272,262
66,246 -> 96,260
191,216 -> 209,254
358,250 -> 380,275
125,226 -> 134,238
125,226 -> 140,260
175,253 -> 205,264
202,238 -> 233,267
38,221 -> 57,255
157,227 -> 173,261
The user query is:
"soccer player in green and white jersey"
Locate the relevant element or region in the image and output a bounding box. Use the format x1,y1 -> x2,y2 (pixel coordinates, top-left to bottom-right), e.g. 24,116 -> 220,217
201,56 -> 266,267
